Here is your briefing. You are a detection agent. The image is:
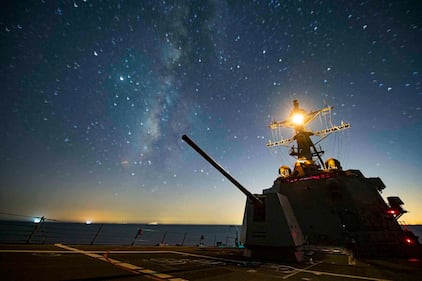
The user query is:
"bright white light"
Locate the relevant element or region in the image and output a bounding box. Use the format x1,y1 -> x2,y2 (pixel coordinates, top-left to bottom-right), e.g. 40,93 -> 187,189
86,220 -> 92,225
33,217 -> 42,223
291,113 -> 305,125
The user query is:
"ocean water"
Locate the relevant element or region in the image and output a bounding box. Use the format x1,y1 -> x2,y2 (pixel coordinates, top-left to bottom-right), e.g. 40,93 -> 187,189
408,225 -> 422,240
0,221 -> 241,246
1,220 -> 420,247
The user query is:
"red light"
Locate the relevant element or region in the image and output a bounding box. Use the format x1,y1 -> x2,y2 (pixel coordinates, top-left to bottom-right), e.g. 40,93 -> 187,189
405,238 -> 414,245
285,173 -> 333,183
387,209 -> 396,215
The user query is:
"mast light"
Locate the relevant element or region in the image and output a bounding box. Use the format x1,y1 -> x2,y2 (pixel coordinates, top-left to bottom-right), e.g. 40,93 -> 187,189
291,113 -> 305,125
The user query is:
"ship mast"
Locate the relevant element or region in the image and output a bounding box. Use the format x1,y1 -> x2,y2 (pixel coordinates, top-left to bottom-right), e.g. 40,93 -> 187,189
267,100 -> 350,170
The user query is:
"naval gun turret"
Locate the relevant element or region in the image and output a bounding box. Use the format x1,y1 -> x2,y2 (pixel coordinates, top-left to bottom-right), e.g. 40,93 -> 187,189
183,100 -> 420,261
182,134 -> 306,261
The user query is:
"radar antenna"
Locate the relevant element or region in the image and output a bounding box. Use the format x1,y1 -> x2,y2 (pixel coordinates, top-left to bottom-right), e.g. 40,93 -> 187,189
267,100 -> 350,170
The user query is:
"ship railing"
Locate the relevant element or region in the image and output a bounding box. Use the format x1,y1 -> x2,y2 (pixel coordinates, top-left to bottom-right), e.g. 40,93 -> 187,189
0,213 -> 241,247
398,220 -> 409,231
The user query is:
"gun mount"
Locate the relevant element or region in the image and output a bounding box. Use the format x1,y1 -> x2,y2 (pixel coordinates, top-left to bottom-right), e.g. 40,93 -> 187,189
182,134 -> 305,261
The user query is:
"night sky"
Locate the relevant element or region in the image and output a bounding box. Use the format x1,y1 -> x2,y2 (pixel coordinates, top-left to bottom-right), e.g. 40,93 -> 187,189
1,1 -> 421,224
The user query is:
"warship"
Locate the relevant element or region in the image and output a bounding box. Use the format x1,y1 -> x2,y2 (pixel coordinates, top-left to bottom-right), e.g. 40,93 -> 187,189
182,100 -> 420,262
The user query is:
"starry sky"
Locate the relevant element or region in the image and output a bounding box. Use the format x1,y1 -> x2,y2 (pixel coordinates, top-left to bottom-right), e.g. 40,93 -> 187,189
1,0 -> 421,224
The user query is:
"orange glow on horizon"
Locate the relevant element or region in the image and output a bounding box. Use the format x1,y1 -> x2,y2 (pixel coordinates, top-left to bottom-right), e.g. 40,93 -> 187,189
36,209 -> 422,225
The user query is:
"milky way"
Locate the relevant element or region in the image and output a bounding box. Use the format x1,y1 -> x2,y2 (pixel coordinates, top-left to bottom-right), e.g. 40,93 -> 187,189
0,1 -> 421,224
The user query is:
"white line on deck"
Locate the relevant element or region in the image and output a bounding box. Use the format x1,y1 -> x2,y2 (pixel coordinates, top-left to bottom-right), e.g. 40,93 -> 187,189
54,244 -> 188,281
0,249 -> 248,265
282,261 -> 322,279
282,263 -> 391,281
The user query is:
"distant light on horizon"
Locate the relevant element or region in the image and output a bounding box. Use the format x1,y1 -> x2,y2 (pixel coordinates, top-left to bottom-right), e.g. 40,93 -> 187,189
86,220 -> 92,225
33,217 -> 42,223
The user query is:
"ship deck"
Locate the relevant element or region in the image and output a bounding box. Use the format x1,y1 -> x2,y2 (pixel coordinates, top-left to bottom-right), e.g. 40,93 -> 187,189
1,244 -> 421,281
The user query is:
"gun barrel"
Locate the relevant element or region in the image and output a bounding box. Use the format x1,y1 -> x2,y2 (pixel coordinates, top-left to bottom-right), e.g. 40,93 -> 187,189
182,134 -> 263,205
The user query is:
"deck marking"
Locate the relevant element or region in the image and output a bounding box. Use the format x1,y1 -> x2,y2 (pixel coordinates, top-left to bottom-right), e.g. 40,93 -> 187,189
300,269 -> 391,281
282,262 -> 391,281
154,273 -> 173,278
282,261 -> 321,279
54,244 -> 186,281
1,247 -> 391,281
139,269 -> 157,274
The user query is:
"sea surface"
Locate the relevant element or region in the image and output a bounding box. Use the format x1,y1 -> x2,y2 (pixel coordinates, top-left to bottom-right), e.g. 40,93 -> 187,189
0,220 -> 241,246
407,225 -> 422,241
1,220 -> 420,247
